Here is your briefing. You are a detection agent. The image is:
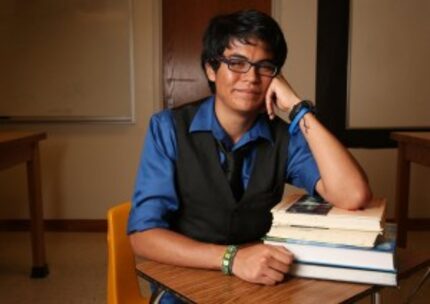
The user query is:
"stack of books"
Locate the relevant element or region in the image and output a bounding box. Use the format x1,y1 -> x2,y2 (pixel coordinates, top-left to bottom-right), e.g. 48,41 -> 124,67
264,194 -> 398,286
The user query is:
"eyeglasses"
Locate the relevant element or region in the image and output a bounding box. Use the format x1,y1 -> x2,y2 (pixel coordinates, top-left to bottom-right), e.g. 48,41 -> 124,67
217,56 -> 278,77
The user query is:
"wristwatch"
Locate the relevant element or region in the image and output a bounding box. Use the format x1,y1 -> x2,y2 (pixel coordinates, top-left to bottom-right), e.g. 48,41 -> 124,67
288,100 -> 315,122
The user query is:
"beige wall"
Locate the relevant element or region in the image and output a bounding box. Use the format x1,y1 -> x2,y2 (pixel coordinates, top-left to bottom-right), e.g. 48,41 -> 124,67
0,0 -> 428,220
0,0 -> 162,219
277,0 -> 430,218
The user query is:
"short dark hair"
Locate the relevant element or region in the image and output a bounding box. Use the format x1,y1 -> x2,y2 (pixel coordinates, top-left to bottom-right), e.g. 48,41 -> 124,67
201,9 -> 288,93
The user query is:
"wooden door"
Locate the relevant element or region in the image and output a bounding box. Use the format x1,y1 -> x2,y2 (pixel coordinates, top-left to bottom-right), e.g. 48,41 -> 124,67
163,0 -> 271,108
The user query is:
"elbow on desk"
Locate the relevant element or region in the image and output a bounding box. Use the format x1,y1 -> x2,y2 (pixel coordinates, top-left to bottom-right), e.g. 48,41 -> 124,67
129,228 -> 176,261
129,231 -> 152,259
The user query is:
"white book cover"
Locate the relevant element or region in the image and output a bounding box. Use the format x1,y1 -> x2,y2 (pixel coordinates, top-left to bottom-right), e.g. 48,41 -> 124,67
290,262 -> 397,286
271,194 -> 386,232
264,223 -> 397,271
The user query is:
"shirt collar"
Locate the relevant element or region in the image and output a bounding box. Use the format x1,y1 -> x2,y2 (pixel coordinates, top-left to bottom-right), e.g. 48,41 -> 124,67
189,96 -> 274,149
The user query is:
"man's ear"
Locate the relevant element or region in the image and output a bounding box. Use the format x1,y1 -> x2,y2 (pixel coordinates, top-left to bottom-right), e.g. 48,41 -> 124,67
205,63 -> 216,82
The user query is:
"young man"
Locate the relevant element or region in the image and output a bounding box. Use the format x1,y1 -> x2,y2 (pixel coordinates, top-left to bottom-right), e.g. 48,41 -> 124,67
128,9 -> 372,302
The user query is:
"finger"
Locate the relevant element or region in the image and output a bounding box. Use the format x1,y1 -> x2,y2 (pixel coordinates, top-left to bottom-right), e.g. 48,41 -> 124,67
259,276 -> 277,286
265,89 -> 275,120
268,245 -> 294,264
267,256 -> 291,273
261,266 -> 285,284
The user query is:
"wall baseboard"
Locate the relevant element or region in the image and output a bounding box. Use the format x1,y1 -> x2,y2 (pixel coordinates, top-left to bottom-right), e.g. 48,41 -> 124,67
0,218 -> 429,233
0,219 -> 107,232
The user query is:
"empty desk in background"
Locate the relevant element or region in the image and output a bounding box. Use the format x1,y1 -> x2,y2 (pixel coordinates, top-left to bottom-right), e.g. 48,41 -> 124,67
0,131 -> 48,278
391,132 -> 430,248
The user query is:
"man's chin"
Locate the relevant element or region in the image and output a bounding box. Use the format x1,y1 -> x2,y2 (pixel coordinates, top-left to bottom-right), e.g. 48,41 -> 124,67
235,102 -> 265,115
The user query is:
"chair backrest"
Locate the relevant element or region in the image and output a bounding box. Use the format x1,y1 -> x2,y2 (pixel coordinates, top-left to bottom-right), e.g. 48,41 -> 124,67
107,202 -> 148,304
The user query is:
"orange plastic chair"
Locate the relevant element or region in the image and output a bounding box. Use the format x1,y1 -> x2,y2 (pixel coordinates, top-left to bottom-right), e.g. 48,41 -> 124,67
107,202 -> 149,304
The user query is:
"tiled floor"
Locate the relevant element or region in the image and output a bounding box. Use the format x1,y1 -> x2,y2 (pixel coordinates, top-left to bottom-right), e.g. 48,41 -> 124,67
0,231 -> 428,303
0,232 -> 108,304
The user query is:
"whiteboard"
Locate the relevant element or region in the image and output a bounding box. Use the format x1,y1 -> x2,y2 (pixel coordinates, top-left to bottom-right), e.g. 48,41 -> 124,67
0,0 -> 134,123
347,0 -> 430,129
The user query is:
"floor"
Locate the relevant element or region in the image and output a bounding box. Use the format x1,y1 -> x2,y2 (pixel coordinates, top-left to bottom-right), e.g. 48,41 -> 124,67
0,231 -> 428,304
0,232 -> 109,304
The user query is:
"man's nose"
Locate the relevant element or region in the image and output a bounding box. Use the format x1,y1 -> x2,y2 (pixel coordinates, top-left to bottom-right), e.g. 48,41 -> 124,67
243,65 -> 260,82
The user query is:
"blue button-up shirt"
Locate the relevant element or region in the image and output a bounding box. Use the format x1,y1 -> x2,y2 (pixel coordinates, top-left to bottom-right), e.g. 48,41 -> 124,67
128,96 -> 320,234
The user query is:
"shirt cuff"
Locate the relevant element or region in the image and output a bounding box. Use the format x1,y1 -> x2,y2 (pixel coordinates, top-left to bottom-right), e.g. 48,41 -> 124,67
127,201 -> 171,234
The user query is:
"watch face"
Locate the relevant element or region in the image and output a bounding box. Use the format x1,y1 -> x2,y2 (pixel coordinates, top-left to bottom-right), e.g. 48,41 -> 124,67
301,100 -> 314,110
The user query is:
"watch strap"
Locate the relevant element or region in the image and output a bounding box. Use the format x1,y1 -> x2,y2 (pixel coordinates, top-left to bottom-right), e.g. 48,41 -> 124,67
289,100 -> 315,122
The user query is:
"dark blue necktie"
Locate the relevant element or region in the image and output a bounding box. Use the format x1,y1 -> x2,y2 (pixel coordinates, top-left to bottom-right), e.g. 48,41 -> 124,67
216,140 -> 249,201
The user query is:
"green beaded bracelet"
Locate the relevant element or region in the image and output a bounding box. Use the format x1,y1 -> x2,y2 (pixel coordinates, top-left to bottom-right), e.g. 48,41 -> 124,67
221,245 -> 238,275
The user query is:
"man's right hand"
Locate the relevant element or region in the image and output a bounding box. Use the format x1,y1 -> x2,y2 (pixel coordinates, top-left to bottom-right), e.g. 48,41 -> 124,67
231,243 -> 294,285
265,74 -> 301,120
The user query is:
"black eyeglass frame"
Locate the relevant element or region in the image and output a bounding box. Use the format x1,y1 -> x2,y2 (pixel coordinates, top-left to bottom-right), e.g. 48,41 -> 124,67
216,56 -> 278,77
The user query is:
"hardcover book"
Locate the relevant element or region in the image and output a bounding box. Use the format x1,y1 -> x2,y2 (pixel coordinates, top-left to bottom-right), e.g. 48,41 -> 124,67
264,223 -> 397,271
289,262 -> 397,286
271,194 -> 386,232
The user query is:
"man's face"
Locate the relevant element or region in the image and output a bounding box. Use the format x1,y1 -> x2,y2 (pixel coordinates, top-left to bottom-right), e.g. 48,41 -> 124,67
206,38 -> 275,115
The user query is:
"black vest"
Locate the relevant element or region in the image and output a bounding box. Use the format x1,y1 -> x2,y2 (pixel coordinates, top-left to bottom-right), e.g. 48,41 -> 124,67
171,100 -> 289,244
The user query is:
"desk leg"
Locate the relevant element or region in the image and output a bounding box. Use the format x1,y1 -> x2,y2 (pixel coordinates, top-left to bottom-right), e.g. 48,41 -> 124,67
406,267 -> 430,302
27,143 -> 49,278
371,291 -> 382,304
394,143 -> 410,248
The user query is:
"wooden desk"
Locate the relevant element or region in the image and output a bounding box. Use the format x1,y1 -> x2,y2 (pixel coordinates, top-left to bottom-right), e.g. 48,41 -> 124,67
391,132 -> 430,247
136,250 -> 429,304
0,131 -> 48,278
